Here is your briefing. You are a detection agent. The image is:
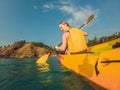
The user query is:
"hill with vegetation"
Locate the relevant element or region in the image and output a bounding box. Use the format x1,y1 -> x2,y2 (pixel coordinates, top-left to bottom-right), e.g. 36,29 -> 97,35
0,40 -> 55,58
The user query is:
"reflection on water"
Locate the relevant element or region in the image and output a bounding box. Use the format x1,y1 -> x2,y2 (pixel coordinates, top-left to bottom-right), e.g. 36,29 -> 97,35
0,57 -> 94,90
36,63 -> 50,72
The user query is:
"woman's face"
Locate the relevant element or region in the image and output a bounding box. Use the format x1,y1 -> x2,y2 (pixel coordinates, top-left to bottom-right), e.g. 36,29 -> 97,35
59,24 -> 67,32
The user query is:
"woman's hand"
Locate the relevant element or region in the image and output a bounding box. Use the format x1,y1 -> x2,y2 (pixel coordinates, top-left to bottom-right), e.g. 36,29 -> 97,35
55,45 -> 59,51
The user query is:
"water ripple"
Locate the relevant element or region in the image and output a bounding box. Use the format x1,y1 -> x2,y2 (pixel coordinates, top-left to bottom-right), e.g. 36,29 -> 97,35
0,57 -> 94,90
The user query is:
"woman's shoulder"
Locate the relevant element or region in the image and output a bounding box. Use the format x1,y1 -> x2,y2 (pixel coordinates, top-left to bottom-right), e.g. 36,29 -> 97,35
63,32 -> 70,37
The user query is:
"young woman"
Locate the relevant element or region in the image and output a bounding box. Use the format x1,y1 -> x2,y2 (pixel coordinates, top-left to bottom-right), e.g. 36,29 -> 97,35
55,21 -> 88,55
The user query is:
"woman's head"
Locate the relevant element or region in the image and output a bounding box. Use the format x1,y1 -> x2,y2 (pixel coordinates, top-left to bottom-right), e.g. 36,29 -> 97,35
59,21 -> 71,32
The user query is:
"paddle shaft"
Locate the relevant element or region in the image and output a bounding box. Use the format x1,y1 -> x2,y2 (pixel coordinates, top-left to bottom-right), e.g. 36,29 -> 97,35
79,24 -> 85,29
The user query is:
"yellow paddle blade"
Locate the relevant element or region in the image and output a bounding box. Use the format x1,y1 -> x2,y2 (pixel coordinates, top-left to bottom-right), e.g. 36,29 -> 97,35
36,53 -> 50,64
84,14 -> 94,25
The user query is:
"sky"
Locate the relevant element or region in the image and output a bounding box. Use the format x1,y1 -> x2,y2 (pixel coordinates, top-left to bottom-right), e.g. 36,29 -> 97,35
0,0 -> 120,47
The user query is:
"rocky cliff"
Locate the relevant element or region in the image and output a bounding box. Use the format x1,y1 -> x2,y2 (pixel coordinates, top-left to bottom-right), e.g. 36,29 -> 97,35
0,40 -> 55,58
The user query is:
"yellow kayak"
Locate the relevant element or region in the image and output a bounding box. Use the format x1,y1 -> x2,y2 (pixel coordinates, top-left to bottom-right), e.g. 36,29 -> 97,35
58,38 -> 120,90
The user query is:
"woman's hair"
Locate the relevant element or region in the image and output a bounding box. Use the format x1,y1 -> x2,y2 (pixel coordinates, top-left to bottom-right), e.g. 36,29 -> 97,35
59,21 -> 70,27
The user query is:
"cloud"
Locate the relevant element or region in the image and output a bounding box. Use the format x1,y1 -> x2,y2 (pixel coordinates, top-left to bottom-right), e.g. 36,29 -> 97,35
59,5 -> 97,27
42,0 -> 99,27
43,3 -> 55,9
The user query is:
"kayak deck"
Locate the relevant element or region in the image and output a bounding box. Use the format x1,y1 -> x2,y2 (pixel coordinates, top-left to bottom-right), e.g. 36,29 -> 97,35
58,38 -> 120,90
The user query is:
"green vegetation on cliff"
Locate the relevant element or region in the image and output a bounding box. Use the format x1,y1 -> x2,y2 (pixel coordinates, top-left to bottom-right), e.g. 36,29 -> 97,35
0,40 -> 54,58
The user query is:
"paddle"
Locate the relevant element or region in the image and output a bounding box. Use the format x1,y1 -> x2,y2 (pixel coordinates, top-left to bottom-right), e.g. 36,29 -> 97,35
36,53 -> 50,64
36,14 -> 94,64
79,14 -> 94,29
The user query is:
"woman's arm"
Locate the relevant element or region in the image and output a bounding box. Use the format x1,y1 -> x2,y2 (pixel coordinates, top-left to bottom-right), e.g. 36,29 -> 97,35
55,32 -> 69,51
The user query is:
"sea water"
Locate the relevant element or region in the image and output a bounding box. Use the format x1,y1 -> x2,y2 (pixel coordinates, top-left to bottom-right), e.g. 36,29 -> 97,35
0,56 -> 94,90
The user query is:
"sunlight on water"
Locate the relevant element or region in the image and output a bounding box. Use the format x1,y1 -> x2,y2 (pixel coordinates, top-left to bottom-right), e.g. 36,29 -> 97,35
0,57 -> 94,90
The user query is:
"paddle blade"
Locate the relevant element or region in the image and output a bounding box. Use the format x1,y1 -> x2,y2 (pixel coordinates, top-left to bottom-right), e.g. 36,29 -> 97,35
36,53 -> 50,64
84,14 -> 94,25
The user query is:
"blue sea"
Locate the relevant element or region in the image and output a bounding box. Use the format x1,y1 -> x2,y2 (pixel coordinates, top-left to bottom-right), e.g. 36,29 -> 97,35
0,56 -> 94,90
